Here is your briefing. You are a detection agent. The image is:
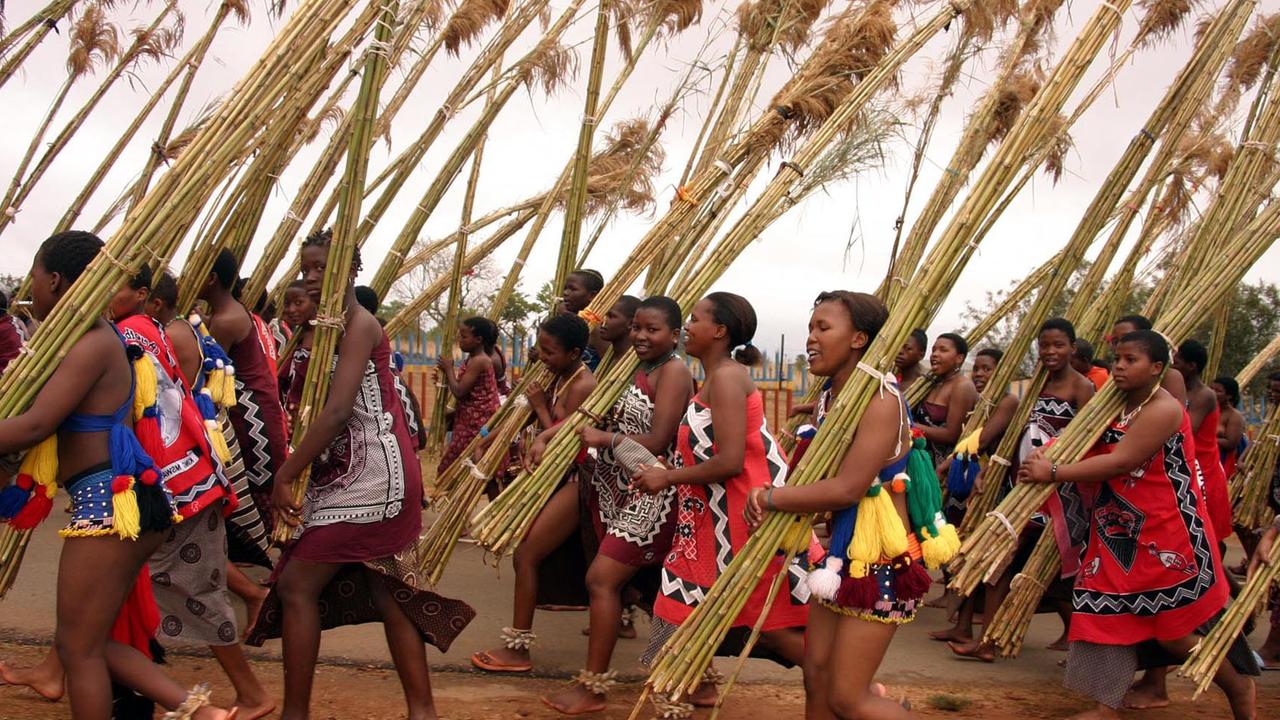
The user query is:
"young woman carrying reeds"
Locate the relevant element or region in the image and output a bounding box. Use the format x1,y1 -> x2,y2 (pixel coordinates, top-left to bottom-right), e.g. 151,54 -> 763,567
893,328 -> 928,392
470,313 -> 596,674
1211,376 -> 1245,481
279,280 -> 316,431
541,295 -> 693,715
1018,330 -> 1257,720
0,231 -> 238,719
436,316 -> 501,474
911,333 -> 978,467
1173,339 -> 1232,544
746,290 -> 952,720
949,318 -> 1093,661
634,292 -> 809,714
561,269 -> 605,371
247,234 -> 475,720
928,346 -> 1017,645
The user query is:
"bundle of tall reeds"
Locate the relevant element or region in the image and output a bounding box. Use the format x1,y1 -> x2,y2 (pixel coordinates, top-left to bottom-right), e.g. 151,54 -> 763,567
1179,527 -> 1280,696
54,0 -> 249,234
1230,403 -> 1280,527
470,0 -> 947,564
953,169 -> 1280,598
957,0 -> 1245,538
0,0 -> 386,585
981,518 -> 1058,657
237,0 -> 453,310
276,0 -> 398,543
641,1 -> 1151,698
1,3 -> 119,226
1236,333 -> 1280,387
0,0 -> 80,91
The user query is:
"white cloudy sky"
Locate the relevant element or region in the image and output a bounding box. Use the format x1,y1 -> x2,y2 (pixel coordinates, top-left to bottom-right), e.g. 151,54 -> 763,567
2,0 -> 1278,356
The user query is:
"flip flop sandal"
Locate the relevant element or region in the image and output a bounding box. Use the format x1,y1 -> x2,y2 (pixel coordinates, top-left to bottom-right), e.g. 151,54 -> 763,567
470,651 -> 531,673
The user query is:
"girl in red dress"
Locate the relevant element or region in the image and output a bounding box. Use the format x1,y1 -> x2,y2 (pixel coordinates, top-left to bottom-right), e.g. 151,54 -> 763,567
632,292 -> 808,715
436,316 -> 501,474
1019,330 -> 1256,720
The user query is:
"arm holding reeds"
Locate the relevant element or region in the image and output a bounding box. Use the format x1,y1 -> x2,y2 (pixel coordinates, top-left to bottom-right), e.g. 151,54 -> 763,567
529,371 -> 598,462
745,390 -> 903,523
631,368 -> 749,493
979,393 -> 1019,450
1018,393 -> 1182,486
578,361 -> 694,455
272,310 -> 380,525
0,326 -> 110,453
1247,523 -> 1277,580
438,352 -> 490,400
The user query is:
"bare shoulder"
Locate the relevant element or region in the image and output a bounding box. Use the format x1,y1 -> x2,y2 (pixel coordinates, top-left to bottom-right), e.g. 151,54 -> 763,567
1140,390 -> 1184,433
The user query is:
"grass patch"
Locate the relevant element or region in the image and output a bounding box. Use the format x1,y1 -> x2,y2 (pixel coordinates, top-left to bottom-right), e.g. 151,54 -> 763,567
926,694 -> 973,712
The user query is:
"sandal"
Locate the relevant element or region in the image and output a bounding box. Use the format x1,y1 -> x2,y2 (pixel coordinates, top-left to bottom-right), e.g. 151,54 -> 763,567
469,628 -> 535,673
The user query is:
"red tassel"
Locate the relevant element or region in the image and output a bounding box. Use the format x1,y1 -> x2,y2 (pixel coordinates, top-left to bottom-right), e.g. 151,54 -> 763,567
891,556 -> 932,601
14,475 -> 34,491
138,468 -> 160,487
111,475 -> 132,494
11,487 -> 54,529
834,574 -> 881,610
133,417 -> 165,471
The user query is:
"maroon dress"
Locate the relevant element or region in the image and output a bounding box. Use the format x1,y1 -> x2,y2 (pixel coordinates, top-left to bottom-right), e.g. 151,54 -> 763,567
227,310 -> 289,530
247,332 -> 474,650
437,357 -> 500,474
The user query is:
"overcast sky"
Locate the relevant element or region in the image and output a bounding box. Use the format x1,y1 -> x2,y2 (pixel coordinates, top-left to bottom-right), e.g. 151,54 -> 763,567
3,0 -> 1278,355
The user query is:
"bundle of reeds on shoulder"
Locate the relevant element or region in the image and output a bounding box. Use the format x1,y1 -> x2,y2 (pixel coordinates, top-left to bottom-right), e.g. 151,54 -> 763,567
1236,333 -> 1280,387
0,0 -> 379,587
958,0 -> 1248,538
1180,524 -> 1280,696
952,105 -> 1280,597
276,0 -> 399,543
470,0 -> 944,563
1230,403 -> 1280,527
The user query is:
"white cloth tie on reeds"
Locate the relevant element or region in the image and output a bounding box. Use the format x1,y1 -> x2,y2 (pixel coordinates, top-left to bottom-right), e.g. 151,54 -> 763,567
986,510 -> 1018,540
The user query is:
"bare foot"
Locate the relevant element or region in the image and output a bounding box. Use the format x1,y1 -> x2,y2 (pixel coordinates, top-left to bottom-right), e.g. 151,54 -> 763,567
1047,635 -> 1069,651
948,640 -> 995,663
194,707 -> 239,720
1065,705 -> 1121,720
541,685 -> 606,715
928,627 -> 972,643
1122,683 -> 1170,710
688,682 -> 717,708
924,590 -> 952,609
232,696 -> 276,720
0,658 -> 65,701
470,646 -> 531,672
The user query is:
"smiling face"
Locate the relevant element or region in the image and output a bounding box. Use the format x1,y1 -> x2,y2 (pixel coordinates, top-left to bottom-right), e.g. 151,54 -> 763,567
600,300 -> 633,343
1111,340 -> 1163,392
681,299 -> 724,361
283,287 -> 315,328
1038,328 -> 1074,373
895,336 -> 925,372
561,274 -> 593,314
630,306 -> 678,362
806,300 -> 863,377
971,353 -> 997,392
930,337 -> 963,376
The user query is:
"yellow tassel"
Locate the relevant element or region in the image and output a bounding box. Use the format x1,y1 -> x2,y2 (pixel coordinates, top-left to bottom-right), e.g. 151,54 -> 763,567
205,419 -> 231,463
131,356 -> 158,420
220,367 -> 237,407
955,428 -> 982,456
919,519 -> 962,569
846,559 -> 870,579
112,480 -> 142,540
874,491 -> 909,559
849,498 -> 884,566
20,435 -> 58,495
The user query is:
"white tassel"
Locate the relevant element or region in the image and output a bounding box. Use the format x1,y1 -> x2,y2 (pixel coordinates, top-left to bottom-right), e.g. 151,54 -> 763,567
806,556 -> 843,601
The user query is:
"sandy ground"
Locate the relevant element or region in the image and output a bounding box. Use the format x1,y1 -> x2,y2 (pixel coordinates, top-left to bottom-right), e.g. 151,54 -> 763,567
1,515 -> 1276,719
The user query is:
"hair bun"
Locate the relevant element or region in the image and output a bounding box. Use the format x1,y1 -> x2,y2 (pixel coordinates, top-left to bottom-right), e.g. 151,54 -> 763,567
733,343 -> 762,367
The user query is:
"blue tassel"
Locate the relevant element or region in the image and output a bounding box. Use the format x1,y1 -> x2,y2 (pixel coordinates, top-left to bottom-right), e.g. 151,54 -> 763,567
0,484 -> 30,519
827,503 -> 858,563
193,391 -> 218,421
946,454 -> 976,501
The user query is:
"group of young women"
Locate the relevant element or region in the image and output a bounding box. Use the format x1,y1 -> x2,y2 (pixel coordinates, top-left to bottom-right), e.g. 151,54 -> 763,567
0,228 -> 1275,720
